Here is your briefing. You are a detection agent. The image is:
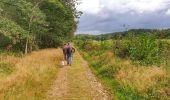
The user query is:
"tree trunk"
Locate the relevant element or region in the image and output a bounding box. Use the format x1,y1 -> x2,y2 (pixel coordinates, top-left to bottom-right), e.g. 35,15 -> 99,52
25,0 -> 43,54
25,38 -> 28,54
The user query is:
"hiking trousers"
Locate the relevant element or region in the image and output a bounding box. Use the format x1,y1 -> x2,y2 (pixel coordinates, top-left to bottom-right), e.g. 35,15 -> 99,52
67,55 -> 72,65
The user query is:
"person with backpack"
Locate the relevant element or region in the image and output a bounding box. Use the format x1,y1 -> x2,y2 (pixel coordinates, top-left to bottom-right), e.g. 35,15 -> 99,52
63,43 -> 68,61
62,43 -> 68,66
66,43 -> 75,66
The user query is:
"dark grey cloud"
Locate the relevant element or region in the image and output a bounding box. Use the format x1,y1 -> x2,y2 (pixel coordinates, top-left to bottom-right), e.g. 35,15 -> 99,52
76,2 -> 170,34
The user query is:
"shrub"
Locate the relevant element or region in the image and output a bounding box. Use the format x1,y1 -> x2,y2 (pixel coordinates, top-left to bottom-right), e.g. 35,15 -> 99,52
127,33 -> 167,65
114,40 -> 129,58
113,33 -> 169,65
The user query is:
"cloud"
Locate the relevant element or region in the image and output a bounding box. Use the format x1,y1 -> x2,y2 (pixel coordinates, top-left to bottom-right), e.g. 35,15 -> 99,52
76,0 -> 170,34
78,0 -> 169,14
165,9 -> 170,15
103,0 -> 167,13
78,0 -> 101,14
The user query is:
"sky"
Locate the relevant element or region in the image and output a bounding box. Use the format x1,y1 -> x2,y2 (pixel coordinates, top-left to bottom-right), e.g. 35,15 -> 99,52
76,0 -> 170,34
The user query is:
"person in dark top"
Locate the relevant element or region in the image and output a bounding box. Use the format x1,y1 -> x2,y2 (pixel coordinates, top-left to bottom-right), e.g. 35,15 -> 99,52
63,43 -> 68,61
66,43 -> 75,66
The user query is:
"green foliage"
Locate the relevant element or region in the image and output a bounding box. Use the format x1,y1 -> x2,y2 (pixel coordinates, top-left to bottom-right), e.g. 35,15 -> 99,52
0,0 -> 79,52
0,34 -> 10,48
75,41 -> 145,100
0,62 -> 14,75
111,33 -> 170,65
114,40 -> 129,58
0,17 -> 28,51
0,17 -> 28,38
75,33 -> 170,66
36,0 -> 77,48
75,38 -> 170,100
127,33 -> 168,65
0,49 -> 23,57
75,32 -> 170,100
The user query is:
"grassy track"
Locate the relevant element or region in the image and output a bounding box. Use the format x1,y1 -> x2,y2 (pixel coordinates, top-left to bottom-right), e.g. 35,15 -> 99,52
0,48 -> 111,100
47,50 -> 111,100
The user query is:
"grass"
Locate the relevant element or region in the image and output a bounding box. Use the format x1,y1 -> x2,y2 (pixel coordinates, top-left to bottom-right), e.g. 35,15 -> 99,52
64,51 -> 94,99
0,62 -> 15,76
0,49 -> 23,57
0,49 -> 63,100
85,55 -> 145,100
76,40 -> 170,100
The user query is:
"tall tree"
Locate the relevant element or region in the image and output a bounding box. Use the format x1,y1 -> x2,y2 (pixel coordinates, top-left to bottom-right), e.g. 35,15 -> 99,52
0,0 -> 80,52
0,0 -> 46,53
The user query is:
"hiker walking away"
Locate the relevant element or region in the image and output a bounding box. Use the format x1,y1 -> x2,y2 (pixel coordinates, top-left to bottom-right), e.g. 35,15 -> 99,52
62,44 -> 68,65
66,43 -> 75,66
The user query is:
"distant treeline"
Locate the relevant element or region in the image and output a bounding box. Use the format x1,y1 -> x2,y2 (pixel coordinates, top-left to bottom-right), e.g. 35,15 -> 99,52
75,29 -> 170,40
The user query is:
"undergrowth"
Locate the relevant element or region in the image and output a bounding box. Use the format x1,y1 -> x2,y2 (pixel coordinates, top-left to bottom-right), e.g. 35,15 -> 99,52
75,36 -> 170,100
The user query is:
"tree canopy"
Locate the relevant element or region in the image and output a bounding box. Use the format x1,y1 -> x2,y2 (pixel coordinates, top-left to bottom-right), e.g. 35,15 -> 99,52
0,0 -> 79,53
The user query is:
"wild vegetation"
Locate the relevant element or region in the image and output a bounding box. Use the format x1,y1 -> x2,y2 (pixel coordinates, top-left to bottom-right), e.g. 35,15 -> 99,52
0,0 -> 79,99
0,0 -> 80,53
0,49 -> 63,99
1,0 -> 170,99
75,33 -> 170,100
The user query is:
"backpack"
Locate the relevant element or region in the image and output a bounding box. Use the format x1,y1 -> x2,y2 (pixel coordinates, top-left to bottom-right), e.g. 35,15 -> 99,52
66,46 -> 72,55
66,46 -> 75,55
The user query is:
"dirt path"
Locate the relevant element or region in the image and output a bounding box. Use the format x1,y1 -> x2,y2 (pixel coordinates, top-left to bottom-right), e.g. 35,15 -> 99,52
47,51 -> 111,100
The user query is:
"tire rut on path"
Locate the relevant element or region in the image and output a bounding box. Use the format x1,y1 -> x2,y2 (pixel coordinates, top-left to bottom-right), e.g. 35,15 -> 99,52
47,66 -> 68,100
47,51 -> 112,100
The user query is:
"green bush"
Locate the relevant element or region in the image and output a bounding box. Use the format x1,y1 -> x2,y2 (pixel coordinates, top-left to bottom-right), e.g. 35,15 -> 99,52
114,40 -> 129,58
0,34 -> 10,48
113,33 -> 169,65
127,33 -> 167,65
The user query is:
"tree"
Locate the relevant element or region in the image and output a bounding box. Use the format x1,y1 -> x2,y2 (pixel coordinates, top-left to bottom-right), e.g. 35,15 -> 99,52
0,0 -> 46,53
35,0 -> 79,48
0,0 -> 80,52
0,17 -> 28,51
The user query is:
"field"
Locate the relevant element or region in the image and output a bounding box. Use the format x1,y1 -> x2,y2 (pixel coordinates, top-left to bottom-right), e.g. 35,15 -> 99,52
0,49 -> 62,99
75,38 -> 170,100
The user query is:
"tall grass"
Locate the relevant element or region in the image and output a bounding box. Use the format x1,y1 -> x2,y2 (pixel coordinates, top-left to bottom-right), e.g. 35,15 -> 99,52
75,37 -> 170,100
0,49 -> 62,100
0,63 -> 14,76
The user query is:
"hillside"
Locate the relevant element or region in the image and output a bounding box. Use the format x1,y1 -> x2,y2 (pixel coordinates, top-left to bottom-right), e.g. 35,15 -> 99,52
75,29 -> 170,40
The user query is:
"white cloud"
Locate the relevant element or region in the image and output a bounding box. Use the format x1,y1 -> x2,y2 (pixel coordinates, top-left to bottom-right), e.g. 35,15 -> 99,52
78,0 -> 169,14
117,0 -> 165,13
165,9 -> 170,15
77,0 -> 102,14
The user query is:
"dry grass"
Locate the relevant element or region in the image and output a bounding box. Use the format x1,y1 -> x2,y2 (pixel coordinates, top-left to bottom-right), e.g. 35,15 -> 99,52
0,49 -> 63,100
97,52 -> 167,92
98,52 -> 169,99
114,54 -> 170,99
116,66 -> 166,92
92,52 -> 115,64
92,51 -> 170,99
76,40 -> 170,99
